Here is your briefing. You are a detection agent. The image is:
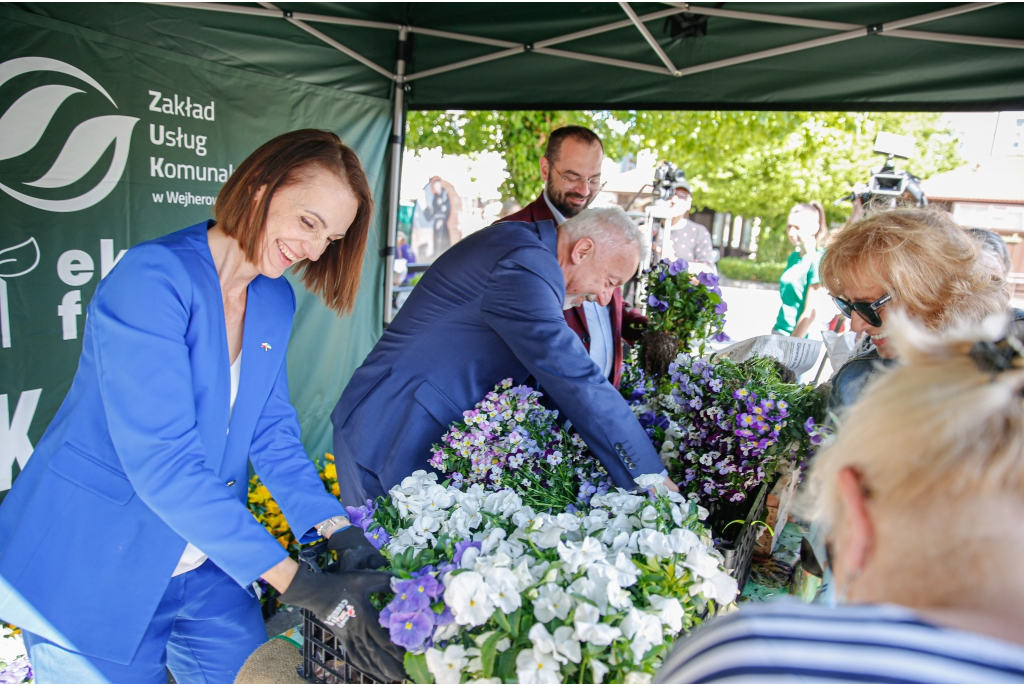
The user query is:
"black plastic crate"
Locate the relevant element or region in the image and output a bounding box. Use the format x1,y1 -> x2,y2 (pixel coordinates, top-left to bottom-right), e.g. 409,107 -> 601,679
715,479 -> 771,593
295,542 -> 385,684
299,608 -> 383,684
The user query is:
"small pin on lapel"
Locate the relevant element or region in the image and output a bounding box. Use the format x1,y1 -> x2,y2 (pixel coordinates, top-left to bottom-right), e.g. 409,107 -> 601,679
261,342 -> 272,351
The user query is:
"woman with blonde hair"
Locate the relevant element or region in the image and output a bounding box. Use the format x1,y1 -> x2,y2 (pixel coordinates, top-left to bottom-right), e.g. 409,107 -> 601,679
821,208 -> 1008,416
773,201 -> 830,339
658,314 -> 1024,682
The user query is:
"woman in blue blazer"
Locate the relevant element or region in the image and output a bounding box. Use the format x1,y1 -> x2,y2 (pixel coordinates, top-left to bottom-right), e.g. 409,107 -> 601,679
0,130 -> 403,683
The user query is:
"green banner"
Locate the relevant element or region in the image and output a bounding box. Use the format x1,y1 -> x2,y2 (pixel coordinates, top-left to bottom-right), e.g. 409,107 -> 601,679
0,8 -> 391,498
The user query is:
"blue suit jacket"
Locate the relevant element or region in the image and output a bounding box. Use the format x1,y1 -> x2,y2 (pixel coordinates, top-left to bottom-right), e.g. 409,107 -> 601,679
332,220 -> 661,493
0,222 -> 343,664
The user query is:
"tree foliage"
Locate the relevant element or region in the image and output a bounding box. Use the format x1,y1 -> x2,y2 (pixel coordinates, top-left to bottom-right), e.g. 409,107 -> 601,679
405,109 -> 961,261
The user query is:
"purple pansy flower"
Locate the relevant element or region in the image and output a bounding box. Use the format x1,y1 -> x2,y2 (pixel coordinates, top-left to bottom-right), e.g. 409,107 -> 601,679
697,271 -> 719,288
715,301 -> 728,314
668,258 -> 688,276
365,525 -> 390,550
387,610 -> 434,650
452,539 -> 482,566
390,578 -> 432,613
345,499 -> 377,532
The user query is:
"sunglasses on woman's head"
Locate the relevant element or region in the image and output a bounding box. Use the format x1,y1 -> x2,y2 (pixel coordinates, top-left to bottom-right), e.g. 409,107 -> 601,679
831,293 -> 891,328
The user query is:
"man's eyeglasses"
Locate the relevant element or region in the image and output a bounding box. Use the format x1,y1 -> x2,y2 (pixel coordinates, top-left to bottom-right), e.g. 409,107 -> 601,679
832,293 -> 891,328
551,164 -> 604,191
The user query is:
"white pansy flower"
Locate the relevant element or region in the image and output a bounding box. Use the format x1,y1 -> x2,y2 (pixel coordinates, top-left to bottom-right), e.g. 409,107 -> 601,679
483,567 -> 522,613
591,658 -> 610,683
634,528 -> 673,558
433,620 -> 460,642
459,545 -> 481,570
483,489 -> 523,517
511,558 -> 535,589
572,603 -> 622,646
648,595 -> 685,633
668,527 -> 700,555
620,608 -> 663,664
530,515 -> 566,549
581,509 -> 609,535
533,583 -> 572,622
445,507 -> 483,537
529,623 -> 581,665
554,513 -> 582,532
682,546 -> 721,579
511,505 -> 537,529
425,645 -> 469,684
557,537 -> 605,574
444,571 -> 495,626
624,671 -> 653,684
480,528 -> 507,555
424,483 -> 454,513
689,570 -> 739,603
639,506 -> 659,528
669,503 -> 684,527
515,647 -> 562,684
633,473 -> 666,493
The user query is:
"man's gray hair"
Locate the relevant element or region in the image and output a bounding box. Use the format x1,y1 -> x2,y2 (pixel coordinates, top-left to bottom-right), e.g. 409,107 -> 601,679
560,206 -> 645,258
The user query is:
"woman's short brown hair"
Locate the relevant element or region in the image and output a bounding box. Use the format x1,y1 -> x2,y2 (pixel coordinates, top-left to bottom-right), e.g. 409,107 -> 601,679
215,129 -> 373,315
820,209 -> 1008,331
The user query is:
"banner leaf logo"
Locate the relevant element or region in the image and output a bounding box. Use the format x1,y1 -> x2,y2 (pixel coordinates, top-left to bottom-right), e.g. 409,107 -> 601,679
0,57 -> 138,213
0,238 -> 40,279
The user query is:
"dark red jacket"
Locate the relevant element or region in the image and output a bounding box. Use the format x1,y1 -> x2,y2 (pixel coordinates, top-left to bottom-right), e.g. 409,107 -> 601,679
502,196 -> 646,387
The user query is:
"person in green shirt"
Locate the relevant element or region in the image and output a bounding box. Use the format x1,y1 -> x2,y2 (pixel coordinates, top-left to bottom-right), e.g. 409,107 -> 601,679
774,202 -> 829,338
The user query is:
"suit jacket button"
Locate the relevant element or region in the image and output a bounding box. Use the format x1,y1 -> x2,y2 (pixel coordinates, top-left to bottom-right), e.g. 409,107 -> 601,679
627,462 -> 636,470
582,336 -> 591,344
226,480 -> 236,487
614,443 -> 623,450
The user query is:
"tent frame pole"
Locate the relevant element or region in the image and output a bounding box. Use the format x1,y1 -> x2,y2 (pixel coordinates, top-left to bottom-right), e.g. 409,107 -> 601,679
384,27 -> 409,327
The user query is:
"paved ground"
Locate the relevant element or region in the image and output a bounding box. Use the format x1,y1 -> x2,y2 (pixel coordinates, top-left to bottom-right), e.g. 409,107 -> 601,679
719,280 -> 783,343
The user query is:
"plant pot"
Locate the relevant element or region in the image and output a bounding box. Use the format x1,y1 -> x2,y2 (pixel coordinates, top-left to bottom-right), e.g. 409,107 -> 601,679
640,330 -> 681,377
709,479 -> 772,595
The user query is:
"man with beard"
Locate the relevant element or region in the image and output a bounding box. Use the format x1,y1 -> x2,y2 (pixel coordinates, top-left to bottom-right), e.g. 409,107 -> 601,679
503,126 -> 646,387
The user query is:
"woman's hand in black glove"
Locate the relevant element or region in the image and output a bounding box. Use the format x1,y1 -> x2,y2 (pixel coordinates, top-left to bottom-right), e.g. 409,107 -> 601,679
328,525 -> 386,571
280,565 -> 406,682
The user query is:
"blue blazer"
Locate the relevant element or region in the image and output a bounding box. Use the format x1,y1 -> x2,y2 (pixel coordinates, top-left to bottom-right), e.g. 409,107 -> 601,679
0,222 -> 344,665
332,220 -> 661,494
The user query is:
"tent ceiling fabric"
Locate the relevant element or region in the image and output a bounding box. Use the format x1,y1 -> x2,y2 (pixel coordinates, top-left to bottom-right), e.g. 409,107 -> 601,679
9,2 -> 1024,110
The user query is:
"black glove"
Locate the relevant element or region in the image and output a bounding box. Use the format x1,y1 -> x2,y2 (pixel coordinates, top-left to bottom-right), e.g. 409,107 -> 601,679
280,566 -> 406,682
328,525 -> 386,571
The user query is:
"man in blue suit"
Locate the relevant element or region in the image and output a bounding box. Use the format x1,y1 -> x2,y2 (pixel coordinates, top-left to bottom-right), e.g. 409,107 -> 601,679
332,206 -> 668,504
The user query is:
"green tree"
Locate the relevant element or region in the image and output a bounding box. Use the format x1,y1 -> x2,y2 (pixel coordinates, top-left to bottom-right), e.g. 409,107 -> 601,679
405,109 -> 961,261
406,110 -> 621,204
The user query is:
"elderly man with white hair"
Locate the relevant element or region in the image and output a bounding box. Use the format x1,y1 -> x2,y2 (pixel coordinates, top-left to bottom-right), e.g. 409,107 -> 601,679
331,206 -> 670,507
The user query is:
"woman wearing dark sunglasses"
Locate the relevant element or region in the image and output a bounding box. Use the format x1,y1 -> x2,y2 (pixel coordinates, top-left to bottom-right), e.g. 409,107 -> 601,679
819,209 -> 1007,418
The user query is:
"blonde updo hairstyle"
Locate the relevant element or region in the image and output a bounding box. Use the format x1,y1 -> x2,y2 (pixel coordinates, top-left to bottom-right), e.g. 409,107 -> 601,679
808,313 -> 1024,602
820,209 -> 1008,332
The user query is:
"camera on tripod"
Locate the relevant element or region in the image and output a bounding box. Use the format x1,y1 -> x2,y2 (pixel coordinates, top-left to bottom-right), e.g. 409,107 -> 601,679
653,161 -> 689,202
838,131 -> 927,210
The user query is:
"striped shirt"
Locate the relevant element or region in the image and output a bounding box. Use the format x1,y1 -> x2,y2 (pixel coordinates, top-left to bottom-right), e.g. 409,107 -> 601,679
657,601 -> 1024,683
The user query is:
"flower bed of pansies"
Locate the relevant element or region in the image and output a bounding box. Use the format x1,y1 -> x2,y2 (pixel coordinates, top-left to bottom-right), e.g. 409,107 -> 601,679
347,380 -> 739,684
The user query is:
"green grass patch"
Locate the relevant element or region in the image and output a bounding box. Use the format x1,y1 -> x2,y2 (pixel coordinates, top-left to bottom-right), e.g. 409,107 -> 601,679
718,257 -> 786,284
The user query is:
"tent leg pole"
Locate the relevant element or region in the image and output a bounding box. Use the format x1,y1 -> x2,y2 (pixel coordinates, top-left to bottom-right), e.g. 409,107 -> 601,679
383,27 -> 408,328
